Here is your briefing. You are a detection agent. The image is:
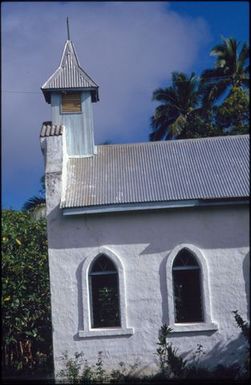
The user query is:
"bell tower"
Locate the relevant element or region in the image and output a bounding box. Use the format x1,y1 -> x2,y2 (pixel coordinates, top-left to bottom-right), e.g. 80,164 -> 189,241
41,19 -> 99,157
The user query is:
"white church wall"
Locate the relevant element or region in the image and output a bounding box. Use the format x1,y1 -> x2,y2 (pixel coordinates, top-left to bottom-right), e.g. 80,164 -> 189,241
40,35 -> 249,380
46,191 -> 249,376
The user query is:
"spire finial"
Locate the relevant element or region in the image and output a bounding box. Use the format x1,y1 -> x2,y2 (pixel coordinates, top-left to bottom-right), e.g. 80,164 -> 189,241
66,17 -> 70,40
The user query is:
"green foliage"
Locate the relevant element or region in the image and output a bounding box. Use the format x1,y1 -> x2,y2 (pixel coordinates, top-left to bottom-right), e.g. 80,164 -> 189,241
59,353 -> 148,384
155,314 -> 250,380
150,36 -> 249,141
58,315 -> 249,385
156,324 -> 187,378
150,72 -> 202,140
215,87 -> 249,135
232,310 -> 250,376
190,344 -> 206,369
110,362 -> 127,383
201,37 -> 249,103
2,209 -> 52,376
58,351 -> 107,384
233,310 -> 250,341
95,352 -> 106,383
58,352 -> 84,384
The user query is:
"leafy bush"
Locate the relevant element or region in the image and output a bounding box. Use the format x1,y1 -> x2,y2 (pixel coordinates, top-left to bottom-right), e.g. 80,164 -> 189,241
57,318 -> 250,385
58,352 -> 84,384
155,324 -> 187,378
58,351 -> 107,384
233,310 -> 250,377
1,210 -> 53,377
233,310 -> 250,341
57,310 -> 250,383
155,313 -> 250,380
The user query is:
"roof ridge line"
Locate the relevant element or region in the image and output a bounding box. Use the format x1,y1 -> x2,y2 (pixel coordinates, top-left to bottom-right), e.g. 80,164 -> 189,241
96,134 -> 249,149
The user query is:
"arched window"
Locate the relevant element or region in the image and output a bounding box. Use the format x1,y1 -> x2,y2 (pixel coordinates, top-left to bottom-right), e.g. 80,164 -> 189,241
79,247 -> 133,338
172,249 -> 203,323
166,244 -> 217,332
89,255 -> 120,328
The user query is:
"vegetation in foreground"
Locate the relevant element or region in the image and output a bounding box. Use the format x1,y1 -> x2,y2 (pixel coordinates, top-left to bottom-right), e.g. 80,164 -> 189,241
2,210 -> 53,379
2,209 -> 249,383
58,312 -> 249,384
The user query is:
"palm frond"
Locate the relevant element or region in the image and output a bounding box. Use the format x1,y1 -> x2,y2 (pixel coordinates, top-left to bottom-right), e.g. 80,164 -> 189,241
152,87 -> 179,105
200,68 -> 225,84
22,196 -> 46,212
169,114 -> 187,137
238,43 -> 249,67
151,71 -> 202,141
203,80 -> 230,106
210,43 -> 226,57
149,121 -> 169,141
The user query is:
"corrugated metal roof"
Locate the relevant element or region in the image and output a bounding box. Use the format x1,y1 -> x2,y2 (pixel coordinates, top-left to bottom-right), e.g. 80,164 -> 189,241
60,135 -> 249,209
41,40 -> 99,103
40,122 -> 63,137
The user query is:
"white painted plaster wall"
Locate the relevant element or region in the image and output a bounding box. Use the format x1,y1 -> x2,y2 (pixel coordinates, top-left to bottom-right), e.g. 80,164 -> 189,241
42,136 -> 249,379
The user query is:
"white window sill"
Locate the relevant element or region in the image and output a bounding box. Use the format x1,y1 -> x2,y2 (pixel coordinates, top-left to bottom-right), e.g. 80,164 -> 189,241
78,327 -> 134,338
169,322 -> 218,333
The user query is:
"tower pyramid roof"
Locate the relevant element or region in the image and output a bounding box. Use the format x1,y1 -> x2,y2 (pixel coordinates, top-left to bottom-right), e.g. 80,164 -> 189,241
41,40 -> 99,103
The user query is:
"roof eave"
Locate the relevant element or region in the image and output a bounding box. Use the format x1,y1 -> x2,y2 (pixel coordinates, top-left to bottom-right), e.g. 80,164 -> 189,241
61,197 -> 249,216
41,87 -> 99,104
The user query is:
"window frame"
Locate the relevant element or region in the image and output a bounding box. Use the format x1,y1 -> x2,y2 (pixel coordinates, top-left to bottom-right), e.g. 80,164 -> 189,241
89,255 -> 121,328
79,247 -> 134,338
166,244 -> 218,333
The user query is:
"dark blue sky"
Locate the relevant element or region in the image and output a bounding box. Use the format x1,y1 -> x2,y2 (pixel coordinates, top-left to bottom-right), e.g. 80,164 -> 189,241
2,1 -> 249,210
170,1 -> 249,41
169,1 -> 249,73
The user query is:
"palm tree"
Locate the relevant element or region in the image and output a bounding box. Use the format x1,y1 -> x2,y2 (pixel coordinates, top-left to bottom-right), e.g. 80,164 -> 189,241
22,176 -> 46,219
150,72 -> 201,141
200,37 -> 249,105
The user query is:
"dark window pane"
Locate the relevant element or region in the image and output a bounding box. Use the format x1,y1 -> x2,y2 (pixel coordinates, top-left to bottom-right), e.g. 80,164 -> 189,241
173,249 -> 199,268
91,255 -> 117,273
173,269 -> 203,323
90,273 -> 120,328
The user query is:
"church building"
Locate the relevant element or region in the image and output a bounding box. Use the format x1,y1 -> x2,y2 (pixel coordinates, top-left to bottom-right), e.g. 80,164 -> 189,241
40,33 -> 249,379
